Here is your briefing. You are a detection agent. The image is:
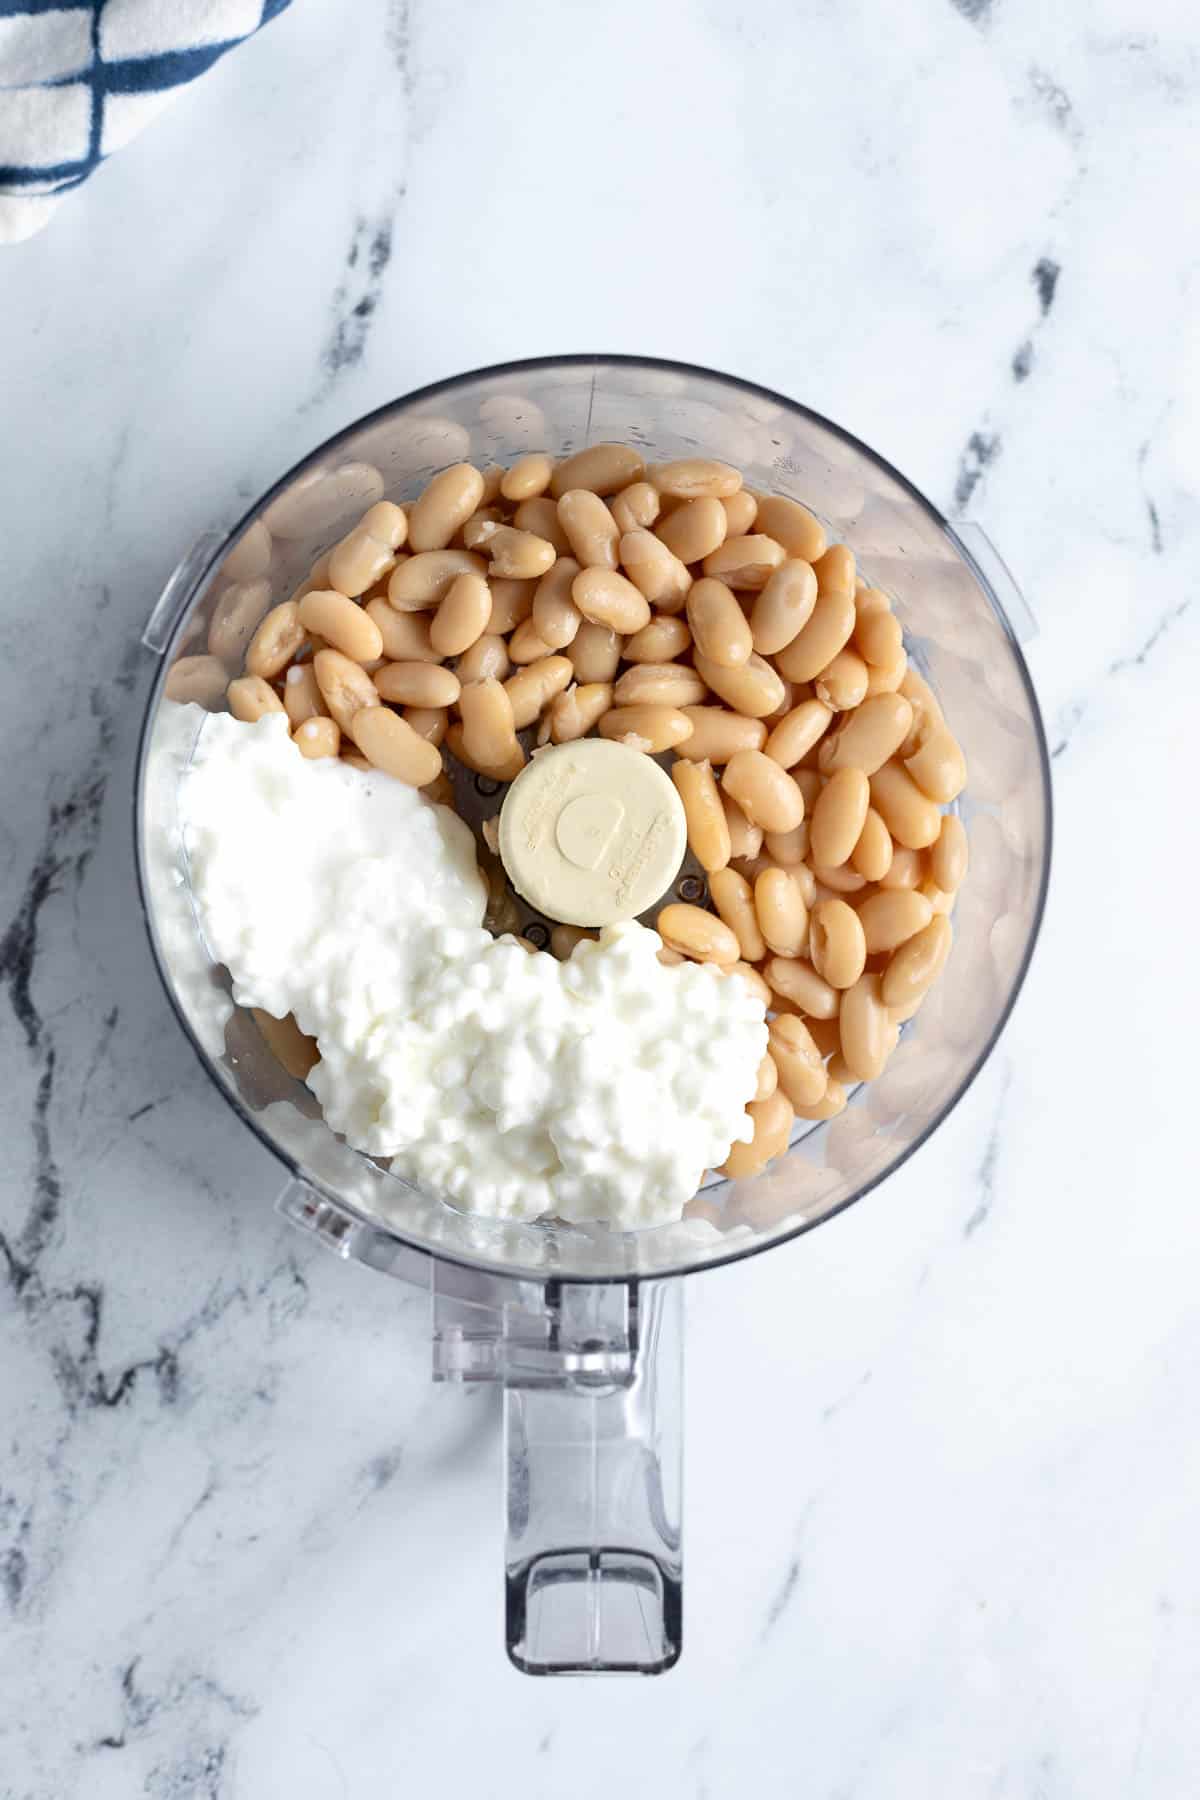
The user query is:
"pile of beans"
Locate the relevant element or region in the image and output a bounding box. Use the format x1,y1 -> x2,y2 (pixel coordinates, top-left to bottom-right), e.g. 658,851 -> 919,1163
199,444 -> 968,1183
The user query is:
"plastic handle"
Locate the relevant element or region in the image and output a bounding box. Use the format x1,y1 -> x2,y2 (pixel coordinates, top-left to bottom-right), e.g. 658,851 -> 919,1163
504,1279 -> 683,1675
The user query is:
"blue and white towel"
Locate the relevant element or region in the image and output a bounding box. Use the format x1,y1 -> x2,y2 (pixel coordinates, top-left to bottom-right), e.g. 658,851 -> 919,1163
0,0 -> 291,243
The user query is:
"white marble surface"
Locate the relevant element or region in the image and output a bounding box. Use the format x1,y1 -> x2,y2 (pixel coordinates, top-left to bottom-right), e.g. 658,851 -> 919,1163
1,0 -> 1198,1793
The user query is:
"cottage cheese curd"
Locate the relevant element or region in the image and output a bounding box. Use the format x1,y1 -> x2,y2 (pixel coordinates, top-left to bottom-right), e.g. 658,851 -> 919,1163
179,710 -> 768,1226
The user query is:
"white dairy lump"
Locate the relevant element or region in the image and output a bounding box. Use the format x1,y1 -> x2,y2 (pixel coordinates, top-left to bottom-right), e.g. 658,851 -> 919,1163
178,710 -> 768,1227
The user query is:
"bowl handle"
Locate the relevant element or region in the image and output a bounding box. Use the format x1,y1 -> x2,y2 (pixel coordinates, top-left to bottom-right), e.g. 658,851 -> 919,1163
500,1279 -> 683,1675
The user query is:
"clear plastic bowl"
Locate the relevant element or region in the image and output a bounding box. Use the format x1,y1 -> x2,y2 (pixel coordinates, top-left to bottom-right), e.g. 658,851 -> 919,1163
135,356 -> 1051,1673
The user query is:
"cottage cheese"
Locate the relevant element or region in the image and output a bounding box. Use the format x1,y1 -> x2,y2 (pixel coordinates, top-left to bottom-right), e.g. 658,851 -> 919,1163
179,711 -> 767,1227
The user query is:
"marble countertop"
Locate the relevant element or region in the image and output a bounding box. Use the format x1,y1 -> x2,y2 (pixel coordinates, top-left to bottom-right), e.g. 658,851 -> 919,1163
2,1 -> 1197,1794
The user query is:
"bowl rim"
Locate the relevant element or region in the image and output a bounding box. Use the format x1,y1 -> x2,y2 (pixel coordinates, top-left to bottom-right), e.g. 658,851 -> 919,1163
133,352 -> 1053,1286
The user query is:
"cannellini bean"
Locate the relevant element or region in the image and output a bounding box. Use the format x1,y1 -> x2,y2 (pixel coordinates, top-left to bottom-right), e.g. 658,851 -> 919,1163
774,589 -> 856,682
508,617 -> 556,664
222,520 -> 272,582
351,706 -> 442,787
918,876 -> 956,917
487,577 -> 536,635
389,549 -> 486,610
461,507 -> 506,551
903,721 -> 967,803
618,529 -> 693,612
838,972 -> 892,1081
878,845 -> 925,890
677,707 -> 767,764
329,500 -> 408,595
598,704 -> 693,754
457,678 -> 525,778
881,915 -> 953,1009
812,543 -> 856,597
764,698 -> 834,769
531,558 -> 583,649
702,534 -> 786,591
709,867 -> 766,962
656,496 -> 728,564
227,675 -> 285,723
692,650 -> 785,718
869,760 -> 943,849
293,716 -> 341,759
719,1089 -> 794,1179
656,902 -> 740,965
721,490 -> 759,537
687,578 -> 753,668
930,814 -> 968,893
557,489 -> 620,569
208,578 -> 271,662
365,600 -> 441,663
477,465 -> 504,505
653,458 -> 742,500
814,648 -> 869,712
564,621 -> 619,686
808,897 -> 867,990
729,852 -> 772,884
298,590 -> 384,664
763,955 -> 840,1019
313,648 -> 381,734
721,749 -> 806,833
811,862 -> 869,895
504,656 -> 574,728
755,867 -> 809,957
480,524 -> 557,580
856,608 -> 904,669
898,666 -> 944,757
550,443 -> 644,498
549,681 -> 613,743
794,1077 -> 847,1121
818,693 -> 914,775
720,791 -> 764,860
764,822 -> 810,866
430,572 -> 492,657
794,769 -> 823,811
614,663 -> 707,708
501,452 -> 554,502
373,661 -> 460,707
809,767 -> 870,869
408,464 -> 486,552
623,614 -> 692,662
753,495 -> 826,561
750,559 -> 818,655
456,632 -> 511,684
768,1014 -> 828,1108
857,888 -> 934,954
756,1053 -> 779,1102
851,806 -> 894,882
864,650 -> 909,696
245,602 -> 306,679
609,481 -> 661,534
572,567 -> 651,634
403,706 -> 448,746
283,662 -> 327,726
512,496 -> 572,555
671,758 -> 731,872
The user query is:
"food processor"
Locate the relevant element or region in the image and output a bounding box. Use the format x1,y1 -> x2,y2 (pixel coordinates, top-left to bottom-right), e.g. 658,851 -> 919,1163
134,356 -> 1051,1675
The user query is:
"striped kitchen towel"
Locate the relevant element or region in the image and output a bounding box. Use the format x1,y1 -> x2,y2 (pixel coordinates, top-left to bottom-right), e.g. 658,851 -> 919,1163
0,0 -> 292,244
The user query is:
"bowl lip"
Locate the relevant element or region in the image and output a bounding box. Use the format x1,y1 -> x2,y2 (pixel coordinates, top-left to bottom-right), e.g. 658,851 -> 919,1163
133,352 -> 1053,1287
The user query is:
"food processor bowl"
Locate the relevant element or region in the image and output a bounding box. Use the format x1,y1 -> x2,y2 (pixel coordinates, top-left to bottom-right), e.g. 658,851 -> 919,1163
135,356 -> 1051,1673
